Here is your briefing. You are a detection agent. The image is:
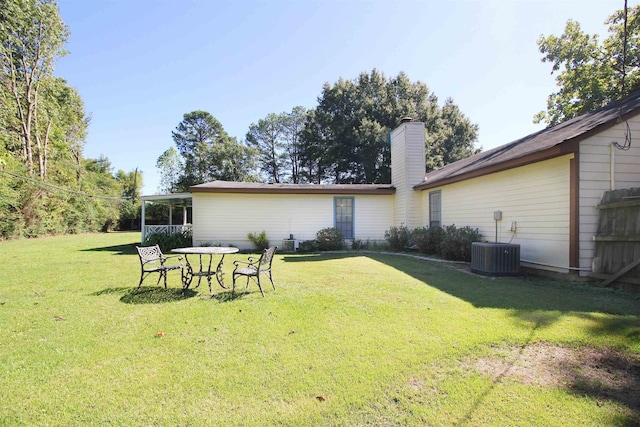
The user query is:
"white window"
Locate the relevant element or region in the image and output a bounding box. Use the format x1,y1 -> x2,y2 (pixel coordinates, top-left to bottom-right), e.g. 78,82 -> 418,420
429,190 -> 441,228
334,197 -> 354,239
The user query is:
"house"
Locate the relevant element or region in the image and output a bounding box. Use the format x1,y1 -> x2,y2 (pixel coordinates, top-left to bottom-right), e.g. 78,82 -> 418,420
415,91 -> 640,276
142,91 -> 640,277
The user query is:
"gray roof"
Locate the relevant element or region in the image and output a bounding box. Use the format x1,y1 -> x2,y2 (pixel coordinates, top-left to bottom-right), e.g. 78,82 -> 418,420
416,90 -> 640,190
191,180 -> 395,195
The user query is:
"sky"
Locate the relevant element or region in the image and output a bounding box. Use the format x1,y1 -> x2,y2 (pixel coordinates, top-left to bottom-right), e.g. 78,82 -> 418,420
54,0 -> 637,194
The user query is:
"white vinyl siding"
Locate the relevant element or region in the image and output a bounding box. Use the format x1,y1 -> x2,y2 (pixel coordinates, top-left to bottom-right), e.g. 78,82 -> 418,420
390,122 -> 425,228
578,116 -> 640,271
422,155 -> 572,272
192,193 -> 393,249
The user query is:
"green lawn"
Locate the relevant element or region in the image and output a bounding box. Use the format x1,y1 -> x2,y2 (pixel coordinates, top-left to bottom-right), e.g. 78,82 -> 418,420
0,232 -> 639,426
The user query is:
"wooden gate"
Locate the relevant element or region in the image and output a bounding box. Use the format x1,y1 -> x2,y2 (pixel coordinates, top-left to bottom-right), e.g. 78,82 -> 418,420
592,187 -> 640,288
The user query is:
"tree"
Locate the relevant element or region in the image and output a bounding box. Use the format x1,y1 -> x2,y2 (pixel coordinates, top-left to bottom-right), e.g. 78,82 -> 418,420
115,168 -> 142,230
0,0 -> 127,238
172,110 -> 229,187
245,106 -> 309,183
0,0 -> 70,178
426,98 -> 482,171
207,137 -> 257,183
246,113 -> 287,183
156,147 -> 182,193
282,106 -> 308,183
300,69 -> 479,183
170,110 -> 256,191
536,5 -> 640,125
298,109 -> 332,184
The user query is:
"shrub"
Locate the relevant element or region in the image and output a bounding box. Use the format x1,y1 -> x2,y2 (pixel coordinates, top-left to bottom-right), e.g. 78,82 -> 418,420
143,229 -> 192,252
439,224 -> 482,261
316,227 -> 344,251
247,231 -> 270,251
370,240 -> 389,251
351,239 -> 364,250
351,239 -> 388,251
411,226 -> 445,255
298,240 -> 319,253
384,225 -> 411,252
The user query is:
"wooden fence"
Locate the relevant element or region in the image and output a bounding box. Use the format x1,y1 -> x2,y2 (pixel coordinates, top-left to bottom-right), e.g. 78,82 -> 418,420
592,187 -> 640,288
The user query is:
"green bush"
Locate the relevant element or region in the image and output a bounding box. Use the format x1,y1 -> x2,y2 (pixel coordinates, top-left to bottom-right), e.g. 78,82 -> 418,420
247,231 -> 270,251
439,224 -> 482,261
350,239 -> 388,251
384,225 -> 411,251
316,227 -> 344,251
411,226 -> 445,255
143,229 -> 192,252
298,240 -> 319,253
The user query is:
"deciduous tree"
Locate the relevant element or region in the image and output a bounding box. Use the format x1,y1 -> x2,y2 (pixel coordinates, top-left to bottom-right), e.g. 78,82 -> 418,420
300,69 -> 479,183
0,0 -> 70,178
536,5 -> 640,125
156,147 -> 182,193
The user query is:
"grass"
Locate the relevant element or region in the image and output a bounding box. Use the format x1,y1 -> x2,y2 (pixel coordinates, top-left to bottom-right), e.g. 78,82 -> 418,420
0,232 -> 639,426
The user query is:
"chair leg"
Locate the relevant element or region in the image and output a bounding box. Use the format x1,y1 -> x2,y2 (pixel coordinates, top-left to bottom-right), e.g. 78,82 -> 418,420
163,270 -> 168,290
256,275 -> 265,297
268,271 -> 275,290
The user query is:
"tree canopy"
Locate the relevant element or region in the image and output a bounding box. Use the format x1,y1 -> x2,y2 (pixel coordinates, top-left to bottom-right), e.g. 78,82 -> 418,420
0,0 -> 142,238
245,106 -> 308,183
165,110 -> 257,191
536,4 -> 640,125
165,71 -> 479,189
299,70 -> 479,184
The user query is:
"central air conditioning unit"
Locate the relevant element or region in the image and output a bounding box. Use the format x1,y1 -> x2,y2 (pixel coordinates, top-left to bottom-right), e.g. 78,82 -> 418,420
281,239 -> 296,253
471,242 -> 520,276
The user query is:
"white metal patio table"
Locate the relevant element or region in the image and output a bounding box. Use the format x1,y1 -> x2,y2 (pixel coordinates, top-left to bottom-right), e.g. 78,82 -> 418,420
171,246 -> 239,295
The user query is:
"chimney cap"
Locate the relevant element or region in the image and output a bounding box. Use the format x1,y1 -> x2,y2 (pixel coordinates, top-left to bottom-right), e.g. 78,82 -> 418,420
400,116 -> 412,123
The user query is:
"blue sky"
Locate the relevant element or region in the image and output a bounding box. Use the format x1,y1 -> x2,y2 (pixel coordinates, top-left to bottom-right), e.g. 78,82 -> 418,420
55,0 -> 636,194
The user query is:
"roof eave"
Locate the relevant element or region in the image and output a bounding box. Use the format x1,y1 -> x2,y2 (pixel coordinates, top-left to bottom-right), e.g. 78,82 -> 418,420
190,186 -> 396,195
414,141 -> 579,191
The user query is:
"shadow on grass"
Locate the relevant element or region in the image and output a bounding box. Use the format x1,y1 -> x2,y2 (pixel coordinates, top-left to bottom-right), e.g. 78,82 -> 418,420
93,286 -> 197,304
458,320 -> 640,425
284,252 -> 640,421
211,290 -> 250,302
566,350 -> 640,415
92,287 -> 130,296
282,253 -> 353,263
81,242 -> 138,255
285,252 -> 640,316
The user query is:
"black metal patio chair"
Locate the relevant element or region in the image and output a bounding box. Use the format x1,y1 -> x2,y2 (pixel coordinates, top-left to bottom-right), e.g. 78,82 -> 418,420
135,245 -> 183,289
232,246 -> 277,297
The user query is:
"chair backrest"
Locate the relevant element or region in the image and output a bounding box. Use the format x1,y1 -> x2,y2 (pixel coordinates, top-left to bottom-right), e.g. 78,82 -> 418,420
136,245 -> 163,263
259,246 -> 277,269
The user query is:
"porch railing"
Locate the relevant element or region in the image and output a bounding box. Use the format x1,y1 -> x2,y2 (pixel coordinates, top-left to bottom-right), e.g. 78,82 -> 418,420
142,224 -> 193,244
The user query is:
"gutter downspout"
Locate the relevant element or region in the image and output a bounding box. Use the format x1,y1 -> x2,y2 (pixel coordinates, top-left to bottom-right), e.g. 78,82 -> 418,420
610,143 -> 616,190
